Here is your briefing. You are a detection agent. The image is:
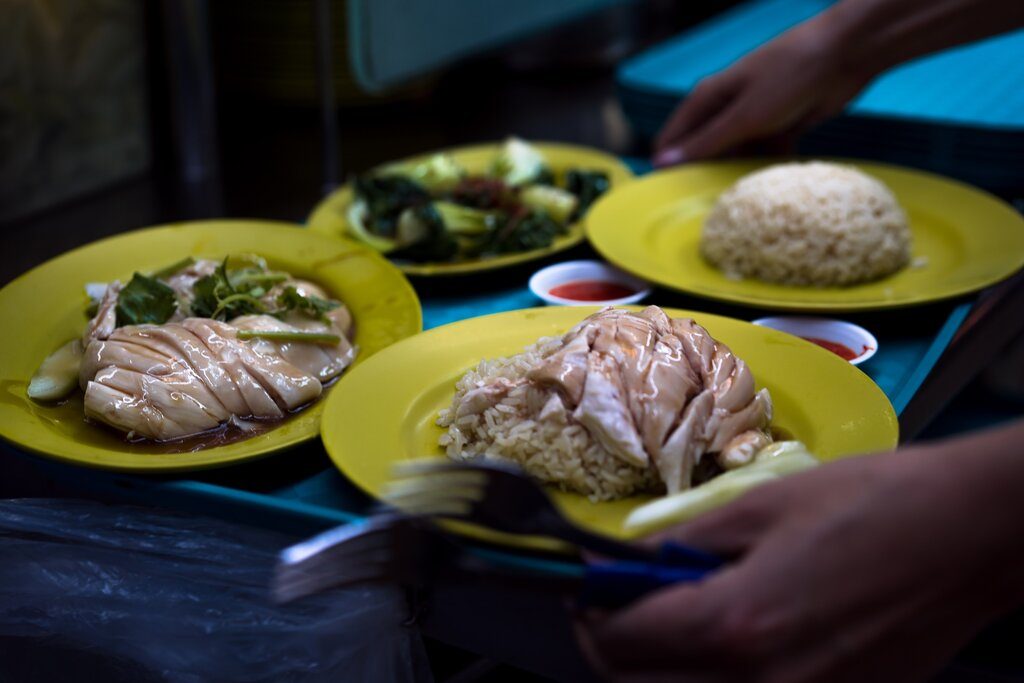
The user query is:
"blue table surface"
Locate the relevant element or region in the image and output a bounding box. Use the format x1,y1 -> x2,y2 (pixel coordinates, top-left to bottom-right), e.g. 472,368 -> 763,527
618,0 -> 1024,130
5,157 -> 974,536
423,156 -> 971,414
420,270 -> 969,416
224,155 -> 971,528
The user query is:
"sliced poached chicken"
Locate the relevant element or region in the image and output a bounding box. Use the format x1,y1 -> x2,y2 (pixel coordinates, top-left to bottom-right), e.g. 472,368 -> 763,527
471,306 -> 772,494
80,310 -> 355,442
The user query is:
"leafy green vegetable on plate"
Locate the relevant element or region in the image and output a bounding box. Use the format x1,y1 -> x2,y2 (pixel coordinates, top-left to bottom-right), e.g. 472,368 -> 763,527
346,138 -> 612,265
116,273 -> 178,326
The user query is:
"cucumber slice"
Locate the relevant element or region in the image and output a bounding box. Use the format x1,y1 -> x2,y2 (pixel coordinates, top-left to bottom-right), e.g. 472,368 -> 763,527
624,444 -> 819,533
27,339 -> 84,402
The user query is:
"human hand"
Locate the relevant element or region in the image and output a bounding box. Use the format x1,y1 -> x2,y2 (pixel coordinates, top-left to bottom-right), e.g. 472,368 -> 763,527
577,434 -> 1024,682
653,16 -> 872,166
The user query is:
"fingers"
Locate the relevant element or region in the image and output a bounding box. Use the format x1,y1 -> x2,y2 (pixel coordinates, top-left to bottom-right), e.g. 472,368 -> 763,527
583,575 -> 733,670
653,75 -> 739,165
576,616 -> 697,682
735,123 -> 804,158
668,98 -> 759,164
576,490 -> 792,679
601,668 -> 723,683
574,615 -> 613,679
653,77 -> 727,150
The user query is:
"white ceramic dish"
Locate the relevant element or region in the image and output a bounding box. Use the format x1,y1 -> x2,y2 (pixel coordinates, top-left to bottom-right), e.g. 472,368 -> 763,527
529,260 -> 651,306
752,316 -> 878,365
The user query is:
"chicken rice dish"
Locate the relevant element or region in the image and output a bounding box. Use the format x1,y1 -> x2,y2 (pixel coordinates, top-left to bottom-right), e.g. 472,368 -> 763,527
28,255 -> 356,447
439,306 -> 773,500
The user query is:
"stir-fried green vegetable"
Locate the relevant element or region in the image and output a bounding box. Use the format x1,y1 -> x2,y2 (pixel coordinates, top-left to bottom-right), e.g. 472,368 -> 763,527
352,176 -> 430,238
485,210 -> 563,254
347,138 -> 613,264
566,169 -> 611,217
390,205 -> 459,262
431,201 -> 497,236
116,273 -> 178,326
490,137 -> 549,186
520,185 -> 578,224
383,153 -> 466,192
347,201 -> 399,253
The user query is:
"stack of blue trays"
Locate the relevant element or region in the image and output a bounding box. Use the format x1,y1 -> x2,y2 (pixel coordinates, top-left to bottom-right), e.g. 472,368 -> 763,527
617,0 -> 1024,194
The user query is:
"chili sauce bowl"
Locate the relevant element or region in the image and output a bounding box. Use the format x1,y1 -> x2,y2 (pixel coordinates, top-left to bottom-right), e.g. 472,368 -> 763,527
752,316 -> 878,365
529,260 -> 651,306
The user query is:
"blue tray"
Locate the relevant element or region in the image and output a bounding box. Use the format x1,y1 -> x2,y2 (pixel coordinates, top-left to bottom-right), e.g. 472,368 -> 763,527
5,293 -> 970,539
617,0 -> 1024,193
1,157 -> 975,537
619,0 -> 1024,129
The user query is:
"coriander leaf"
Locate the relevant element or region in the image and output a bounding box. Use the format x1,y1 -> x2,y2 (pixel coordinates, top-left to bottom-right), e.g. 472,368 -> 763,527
189,258 -> 266,321
190,273 -> 221,319
275,286 -> 340,322
116,273 -> 178,326
212,292 -> 265,320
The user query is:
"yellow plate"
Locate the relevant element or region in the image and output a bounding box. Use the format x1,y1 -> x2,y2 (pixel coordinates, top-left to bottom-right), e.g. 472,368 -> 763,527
321,306 -> 898,547
586,160 -> 1024,311
307,141 -> 635,276
0,221 -> 421,472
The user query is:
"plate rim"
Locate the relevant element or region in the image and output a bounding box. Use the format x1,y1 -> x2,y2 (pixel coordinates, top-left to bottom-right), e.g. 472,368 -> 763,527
0,219 -> 423,472
586,157 -> 1024,311
320,305 -> 899,546
307,140 -> 636,276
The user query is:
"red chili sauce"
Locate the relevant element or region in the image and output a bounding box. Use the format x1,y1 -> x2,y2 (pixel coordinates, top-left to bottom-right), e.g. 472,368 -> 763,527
801,337 -> 867,361
549,279 -> 636,302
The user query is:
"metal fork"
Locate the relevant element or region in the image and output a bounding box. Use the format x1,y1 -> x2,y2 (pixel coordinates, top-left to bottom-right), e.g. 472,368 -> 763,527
273,514 -> 459,603
384,459 -> 723,570
275,512 -> 715,610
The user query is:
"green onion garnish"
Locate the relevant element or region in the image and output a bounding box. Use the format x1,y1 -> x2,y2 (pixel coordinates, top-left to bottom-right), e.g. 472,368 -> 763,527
236,330 -> 341,345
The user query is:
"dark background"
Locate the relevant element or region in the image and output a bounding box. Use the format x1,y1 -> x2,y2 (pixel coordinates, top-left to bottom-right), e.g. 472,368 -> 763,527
0,0 -> 740,286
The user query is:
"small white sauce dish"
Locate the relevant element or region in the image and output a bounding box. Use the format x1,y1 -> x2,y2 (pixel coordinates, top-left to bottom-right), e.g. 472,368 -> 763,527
752,316 -> 878,365
529,260 -> 652,306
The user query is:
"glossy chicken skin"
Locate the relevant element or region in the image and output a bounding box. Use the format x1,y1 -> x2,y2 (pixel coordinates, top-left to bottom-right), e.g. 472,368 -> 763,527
528,307 -> 772,493
82,281 -> 121,346
231,310 -> 356,382
80,315 -> 353,441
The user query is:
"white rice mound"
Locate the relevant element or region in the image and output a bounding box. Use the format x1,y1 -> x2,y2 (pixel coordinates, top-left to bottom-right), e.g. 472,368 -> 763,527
700,162 -> 911,286
437,337 -> 659,502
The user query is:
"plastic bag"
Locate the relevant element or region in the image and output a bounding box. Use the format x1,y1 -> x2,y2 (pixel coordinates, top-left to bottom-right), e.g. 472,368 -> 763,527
0,498 -> 431,683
